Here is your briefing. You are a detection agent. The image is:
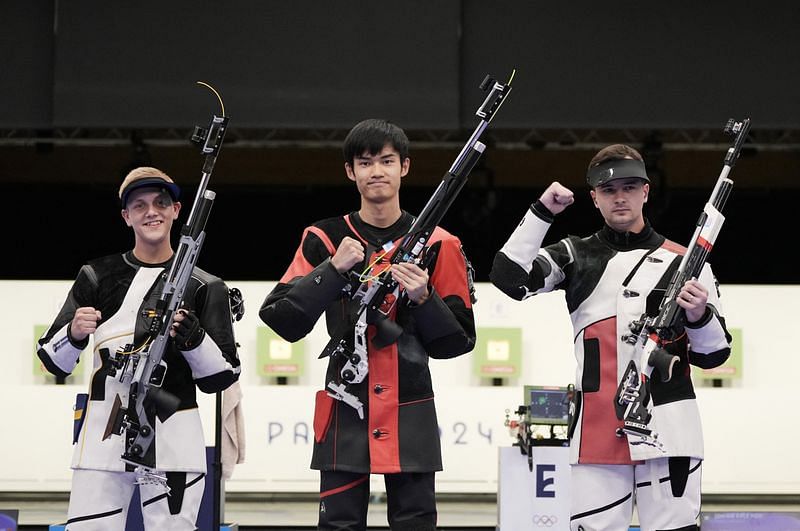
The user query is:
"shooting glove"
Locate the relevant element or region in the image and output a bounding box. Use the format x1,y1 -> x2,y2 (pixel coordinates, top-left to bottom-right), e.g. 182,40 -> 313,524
173,309 -> 206,351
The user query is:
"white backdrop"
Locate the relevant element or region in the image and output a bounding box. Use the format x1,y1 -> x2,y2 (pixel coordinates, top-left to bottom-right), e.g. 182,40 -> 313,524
1,281 -> 798,494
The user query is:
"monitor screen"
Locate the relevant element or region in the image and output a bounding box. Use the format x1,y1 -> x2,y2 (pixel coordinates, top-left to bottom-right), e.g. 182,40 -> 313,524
524,385 -> 570,425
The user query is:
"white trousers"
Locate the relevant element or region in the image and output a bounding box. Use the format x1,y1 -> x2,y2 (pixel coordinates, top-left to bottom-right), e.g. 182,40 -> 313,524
570,457 -> 702,531
64,468 -> 205,531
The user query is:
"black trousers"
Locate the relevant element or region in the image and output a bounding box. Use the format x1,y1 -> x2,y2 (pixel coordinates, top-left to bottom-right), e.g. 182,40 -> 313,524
318,470 -> 437,531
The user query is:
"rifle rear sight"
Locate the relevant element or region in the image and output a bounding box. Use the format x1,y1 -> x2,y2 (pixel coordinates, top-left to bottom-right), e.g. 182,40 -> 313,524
190,115 -> 228,155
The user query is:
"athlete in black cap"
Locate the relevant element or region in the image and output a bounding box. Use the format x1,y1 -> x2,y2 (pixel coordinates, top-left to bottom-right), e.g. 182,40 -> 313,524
490,145 -> 731,531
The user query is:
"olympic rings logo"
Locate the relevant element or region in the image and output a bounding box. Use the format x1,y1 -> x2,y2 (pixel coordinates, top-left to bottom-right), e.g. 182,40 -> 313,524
532,514 -> 558,527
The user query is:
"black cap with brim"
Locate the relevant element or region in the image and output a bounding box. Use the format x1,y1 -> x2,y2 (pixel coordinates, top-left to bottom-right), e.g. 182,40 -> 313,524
586,158 -> 649,188
120,177 -> 181,207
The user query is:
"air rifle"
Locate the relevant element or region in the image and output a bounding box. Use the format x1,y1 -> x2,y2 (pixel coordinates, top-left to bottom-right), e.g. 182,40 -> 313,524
104,86 -> 228,485
322,71 -> 515,418
615,118 -> 750,447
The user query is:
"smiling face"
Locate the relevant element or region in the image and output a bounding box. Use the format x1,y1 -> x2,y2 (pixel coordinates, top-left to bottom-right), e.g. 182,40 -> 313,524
121,187 -> 181,250
345,143 -> 410,206
590,177 -> 649,233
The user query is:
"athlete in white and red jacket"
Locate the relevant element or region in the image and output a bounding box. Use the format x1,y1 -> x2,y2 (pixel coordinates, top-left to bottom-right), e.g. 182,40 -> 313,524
491,144 -> 731,531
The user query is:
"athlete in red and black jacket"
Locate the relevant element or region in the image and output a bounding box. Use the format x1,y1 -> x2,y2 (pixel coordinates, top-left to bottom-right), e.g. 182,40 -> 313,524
260,119 -> 475,531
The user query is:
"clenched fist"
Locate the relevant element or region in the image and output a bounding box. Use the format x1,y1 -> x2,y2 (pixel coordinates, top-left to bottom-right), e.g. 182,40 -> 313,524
539,181 -> 575,215
331,236 -> 365,273
70,307 -> 102,342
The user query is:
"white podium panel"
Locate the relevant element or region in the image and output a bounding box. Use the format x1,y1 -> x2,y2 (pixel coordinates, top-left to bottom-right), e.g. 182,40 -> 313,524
498,446 -> 571,531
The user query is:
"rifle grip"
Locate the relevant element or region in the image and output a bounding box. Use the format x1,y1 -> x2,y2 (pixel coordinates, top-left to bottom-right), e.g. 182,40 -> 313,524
648,348 -> 680,383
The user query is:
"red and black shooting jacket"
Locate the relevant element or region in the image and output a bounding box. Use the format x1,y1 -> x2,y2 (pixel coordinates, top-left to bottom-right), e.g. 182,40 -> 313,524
260,211 -> 476,473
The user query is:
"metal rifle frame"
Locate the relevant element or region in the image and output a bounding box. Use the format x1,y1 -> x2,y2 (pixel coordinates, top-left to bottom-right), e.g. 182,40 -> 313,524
105,109 -> 229,486
615,117 -> 751,447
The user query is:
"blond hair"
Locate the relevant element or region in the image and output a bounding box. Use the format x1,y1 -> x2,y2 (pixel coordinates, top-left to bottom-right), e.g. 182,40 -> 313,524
118,167 -> 174,200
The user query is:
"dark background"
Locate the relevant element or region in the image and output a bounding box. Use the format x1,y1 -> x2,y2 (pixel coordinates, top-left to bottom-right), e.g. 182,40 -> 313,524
2,1 -> 798,284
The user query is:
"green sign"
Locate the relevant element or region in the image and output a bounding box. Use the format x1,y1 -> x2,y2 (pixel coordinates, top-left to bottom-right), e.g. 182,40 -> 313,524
693,327 -> 743,380
33,324 -> 85,379
257,326 -> 305,377
472,327 -> 522,379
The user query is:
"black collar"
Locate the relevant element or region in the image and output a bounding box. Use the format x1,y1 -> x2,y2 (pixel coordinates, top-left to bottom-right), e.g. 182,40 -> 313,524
124,250 -> 173,268
349,211 -> 414,247
596,221 -> 664,251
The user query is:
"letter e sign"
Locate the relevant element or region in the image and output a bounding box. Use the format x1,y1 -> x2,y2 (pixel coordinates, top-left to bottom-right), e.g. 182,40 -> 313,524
536,464 -> 556,498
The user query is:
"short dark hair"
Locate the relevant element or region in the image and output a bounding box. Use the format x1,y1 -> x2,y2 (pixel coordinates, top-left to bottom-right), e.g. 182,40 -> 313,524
588,144 -> 644,170
343,119 -> 410,165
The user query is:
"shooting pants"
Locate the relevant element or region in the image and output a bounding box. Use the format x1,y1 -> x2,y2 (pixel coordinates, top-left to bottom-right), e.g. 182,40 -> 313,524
570,457 -> 702,531
64,468 -> 204,530
318,470 -> 437,531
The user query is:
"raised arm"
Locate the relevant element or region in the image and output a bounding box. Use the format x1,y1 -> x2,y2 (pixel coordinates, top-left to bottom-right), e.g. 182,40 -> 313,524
490,182 -> 574,300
